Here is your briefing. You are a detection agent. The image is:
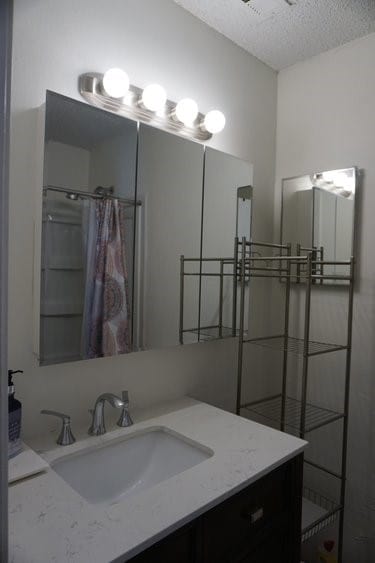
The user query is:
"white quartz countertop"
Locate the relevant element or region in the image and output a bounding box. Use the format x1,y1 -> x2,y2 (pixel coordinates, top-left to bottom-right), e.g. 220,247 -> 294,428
9,398 -> 307,563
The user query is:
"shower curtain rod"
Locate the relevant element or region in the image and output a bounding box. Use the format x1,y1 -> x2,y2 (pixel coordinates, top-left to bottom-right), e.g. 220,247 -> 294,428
43,184 -> 142,207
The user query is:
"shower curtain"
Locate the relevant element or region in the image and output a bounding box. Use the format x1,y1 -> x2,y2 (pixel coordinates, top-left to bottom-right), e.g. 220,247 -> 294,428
82,198 -> 131,358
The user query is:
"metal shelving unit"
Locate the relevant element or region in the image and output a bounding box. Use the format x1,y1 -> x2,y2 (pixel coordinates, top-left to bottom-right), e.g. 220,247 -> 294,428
236,238 -> 355,562
179,255 -> 240,344
243,335 -> 348,356
242,395 -> 344,434
302,487 -> 341,542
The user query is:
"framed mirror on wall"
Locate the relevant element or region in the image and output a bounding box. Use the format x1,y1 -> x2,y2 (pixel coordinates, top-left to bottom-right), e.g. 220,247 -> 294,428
36,91 -> 253,366
281,167 -> 357,284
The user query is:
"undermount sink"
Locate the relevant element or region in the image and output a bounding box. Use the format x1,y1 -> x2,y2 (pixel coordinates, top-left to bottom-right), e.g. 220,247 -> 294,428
51,426 -> 213,505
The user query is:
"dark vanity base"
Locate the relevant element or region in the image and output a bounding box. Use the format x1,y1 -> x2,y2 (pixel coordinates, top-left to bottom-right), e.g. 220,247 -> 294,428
127,454 -> 303,563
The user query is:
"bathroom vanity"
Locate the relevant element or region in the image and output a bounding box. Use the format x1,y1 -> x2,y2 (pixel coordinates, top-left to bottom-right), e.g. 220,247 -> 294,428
9,399 -> 306,563
128,454 -> 302,563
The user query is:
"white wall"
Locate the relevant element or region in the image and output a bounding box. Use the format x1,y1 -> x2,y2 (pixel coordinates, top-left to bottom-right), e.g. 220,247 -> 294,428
276,32 -> 375,562
46,141 -> 90,190
88,134 -> 137,199
9,0 -> 277,439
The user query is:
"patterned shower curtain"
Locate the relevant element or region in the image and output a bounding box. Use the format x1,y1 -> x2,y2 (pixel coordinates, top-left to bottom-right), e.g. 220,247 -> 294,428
82,198 -> 131,358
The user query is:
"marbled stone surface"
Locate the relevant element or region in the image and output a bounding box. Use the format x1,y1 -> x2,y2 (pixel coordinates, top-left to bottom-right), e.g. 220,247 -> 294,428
9,398 -> 306,563
9,442 -> 49,484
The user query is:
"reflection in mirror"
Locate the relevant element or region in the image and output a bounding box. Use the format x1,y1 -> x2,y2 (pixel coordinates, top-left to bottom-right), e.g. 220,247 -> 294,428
136,124 -> 204,349
38,92 -> 254,364
281,167 -> 357,283
236,186 -> 253,243
194,149 -> 253,341
40,92 -> 138,365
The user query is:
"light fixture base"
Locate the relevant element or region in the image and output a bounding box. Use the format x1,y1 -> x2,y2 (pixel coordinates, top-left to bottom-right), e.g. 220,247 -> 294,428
79,73 -> 212,141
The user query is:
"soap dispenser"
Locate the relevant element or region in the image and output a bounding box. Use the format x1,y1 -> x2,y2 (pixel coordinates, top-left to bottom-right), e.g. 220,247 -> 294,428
8,369 -> 23,459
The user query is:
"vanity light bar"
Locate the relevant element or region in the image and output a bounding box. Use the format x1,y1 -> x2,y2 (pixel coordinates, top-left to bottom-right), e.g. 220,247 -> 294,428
79,71 -> 226,141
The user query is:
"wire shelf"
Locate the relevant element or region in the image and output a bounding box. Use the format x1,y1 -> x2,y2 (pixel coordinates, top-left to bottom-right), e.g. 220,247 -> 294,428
243,335 -> 347,357
183,326 -> 244,341
241,395 -> 344,433
302,486 -> 341,542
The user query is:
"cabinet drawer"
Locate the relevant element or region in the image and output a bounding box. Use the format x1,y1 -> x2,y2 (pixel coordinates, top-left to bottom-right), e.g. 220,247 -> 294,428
236,527 -> 287,563
127,523 -> 196,563
202,464 -> 289,562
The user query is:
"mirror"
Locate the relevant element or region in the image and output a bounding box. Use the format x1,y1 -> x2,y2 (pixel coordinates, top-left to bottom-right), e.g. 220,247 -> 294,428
40,92 -> 138,365
136,124 -> 204,350
281,167 -> 357,282
38,92 -> 253,365
197,148 -> 253,340
179,149 -> 253,343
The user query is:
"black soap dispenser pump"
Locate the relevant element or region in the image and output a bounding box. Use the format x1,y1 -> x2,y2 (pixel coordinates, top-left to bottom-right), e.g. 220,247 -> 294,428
8,369 -> 23,459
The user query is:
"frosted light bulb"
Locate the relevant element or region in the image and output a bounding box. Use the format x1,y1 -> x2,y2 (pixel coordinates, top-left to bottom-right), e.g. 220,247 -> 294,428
175,98 -> 199,126
204,110 -> 226,134
142,84 -> 167,112
102,68 -> 130,99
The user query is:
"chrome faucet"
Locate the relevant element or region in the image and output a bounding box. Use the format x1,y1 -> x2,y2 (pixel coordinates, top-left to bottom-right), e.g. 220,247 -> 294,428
117,390 -> 133,428
40,410 -> 76,446
88,393 -> 124,436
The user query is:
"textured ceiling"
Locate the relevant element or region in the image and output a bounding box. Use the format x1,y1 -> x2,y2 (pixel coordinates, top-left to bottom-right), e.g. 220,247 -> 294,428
173,0 -> 375,70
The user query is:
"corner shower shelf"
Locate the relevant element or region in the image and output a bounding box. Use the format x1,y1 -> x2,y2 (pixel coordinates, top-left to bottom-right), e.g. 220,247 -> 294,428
244,335 -> 348,357
302,487 -> 341,542
40,303 -> 83,316
42,265 -> 83,271
241,395 -> 344,434
42,218 -> 82,226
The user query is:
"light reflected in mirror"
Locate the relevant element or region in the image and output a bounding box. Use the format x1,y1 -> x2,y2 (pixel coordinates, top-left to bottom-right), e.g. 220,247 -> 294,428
281,167 -> 357,283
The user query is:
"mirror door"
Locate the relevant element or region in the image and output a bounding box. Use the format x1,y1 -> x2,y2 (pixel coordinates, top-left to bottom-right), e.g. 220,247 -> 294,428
40,92 -> 138,365
136,124 -> 204,349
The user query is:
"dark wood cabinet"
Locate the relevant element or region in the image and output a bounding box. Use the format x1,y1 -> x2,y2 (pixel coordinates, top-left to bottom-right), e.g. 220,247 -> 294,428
129,525 -> 196,563
127,454 -> 303,563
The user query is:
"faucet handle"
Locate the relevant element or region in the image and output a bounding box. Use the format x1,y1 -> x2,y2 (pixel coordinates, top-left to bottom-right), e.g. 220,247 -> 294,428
41,410 -> 76,446
117,391 -> 133,428
121,390 -> 129,405
41,409 -> 70,422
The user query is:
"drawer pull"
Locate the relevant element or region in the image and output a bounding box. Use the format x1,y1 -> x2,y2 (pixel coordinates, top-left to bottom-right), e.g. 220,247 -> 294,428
243,507 -> 264,524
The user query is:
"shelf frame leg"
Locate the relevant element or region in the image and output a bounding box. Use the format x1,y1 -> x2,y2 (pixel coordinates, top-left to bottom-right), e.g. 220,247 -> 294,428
179,255 -> 184,344
338,256 -> 355,563
219,259 -> 224,339
232,237 -> 239,337
300,253 -> 312,438
281,244 -> 292,431
236,238 -> 246,415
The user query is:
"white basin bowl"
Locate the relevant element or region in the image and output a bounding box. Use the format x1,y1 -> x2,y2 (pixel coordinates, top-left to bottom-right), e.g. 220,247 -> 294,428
51,426 -> 213,505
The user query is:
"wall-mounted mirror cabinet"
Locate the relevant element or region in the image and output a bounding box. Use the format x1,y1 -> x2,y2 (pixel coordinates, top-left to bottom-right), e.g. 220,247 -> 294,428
38,91 -> 253,365
40,92 -> 138,365
281,167 -> 357,284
